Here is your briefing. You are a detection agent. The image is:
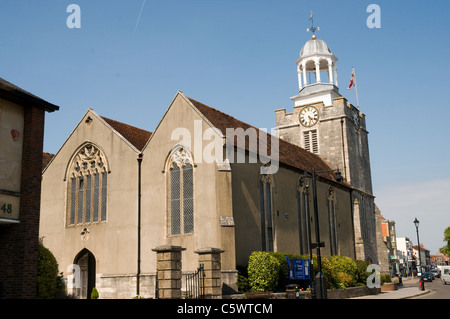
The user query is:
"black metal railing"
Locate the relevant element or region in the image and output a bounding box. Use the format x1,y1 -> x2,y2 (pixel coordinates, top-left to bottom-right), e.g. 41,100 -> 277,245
185,264 -> 205,299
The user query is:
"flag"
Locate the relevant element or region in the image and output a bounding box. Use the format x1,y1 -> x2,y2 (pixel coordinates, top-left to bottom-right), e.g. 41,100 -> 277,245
348,68 -> 356,90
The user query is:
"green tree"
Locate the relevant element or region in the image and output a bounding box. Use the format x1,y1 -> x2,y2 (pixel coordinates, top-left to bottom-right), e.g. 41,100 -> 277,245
439,227 -> 450,256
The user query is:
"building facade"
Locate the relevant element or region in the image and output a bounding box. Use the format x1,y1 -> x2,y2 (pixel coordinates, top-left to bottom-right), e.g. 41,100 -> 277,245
413,244 -> 431,272
380,216 -> 399,276
396,236 -> 415,276
39,34 -> 379,299
40,92 -> 357,298
0,78 -> 59,298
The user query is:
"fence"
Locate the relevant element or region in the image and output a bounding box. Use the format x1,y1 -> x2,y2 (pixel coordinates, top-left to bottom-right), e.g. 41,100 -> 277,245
184,264 -> 205,299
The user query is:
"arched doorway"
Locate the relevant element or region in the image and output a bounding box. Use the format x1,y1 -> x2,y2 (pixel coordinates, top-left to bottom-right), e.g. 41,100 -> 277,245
74,249 -> 96,299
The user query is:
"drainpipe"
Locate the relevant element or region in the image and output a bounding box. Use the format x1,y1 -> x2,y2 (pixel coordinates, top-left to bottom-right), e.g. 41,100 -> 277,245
136,153 -> 143,296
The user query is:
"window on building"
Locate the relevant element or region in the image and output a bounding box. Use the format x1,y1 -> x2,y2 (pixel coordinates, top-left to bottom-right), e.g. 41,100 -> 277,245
303,130 -> 318,154
297,179 -> 310,255
328,188 -> 338,255
67,143 -> 109,226
168,146 -> 194,236
259,175 -> 274,251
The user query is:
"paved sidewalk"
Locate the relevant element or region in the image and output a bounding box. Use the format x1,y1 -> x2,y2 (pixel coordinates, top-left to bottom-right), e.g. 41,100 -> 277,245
351,277 -> 430,299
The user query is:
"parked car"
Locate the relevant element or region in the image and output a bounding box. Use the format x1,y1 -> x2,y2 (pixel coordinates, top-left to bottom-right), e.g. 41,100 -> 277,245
422,272 -> 433,282
441,266 -> 450,285
431,269 -> 440,278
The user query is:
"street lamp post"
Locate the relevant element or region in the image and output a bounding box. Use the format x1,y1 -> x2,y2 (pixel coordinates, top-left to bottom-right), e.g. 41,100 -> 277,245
413,218 -> 421,274
300,168 -> 343,299
413,217 -> 425,291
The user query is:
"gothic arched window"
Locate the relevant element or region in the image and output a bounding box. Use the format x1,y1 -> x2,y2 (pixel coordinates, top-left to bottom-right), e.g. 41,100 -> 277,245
67,143 -> 109,226
259,174 -> 274,252
297,178 -> 310,255
167,146 -> 194,236
328,187 -> 338,255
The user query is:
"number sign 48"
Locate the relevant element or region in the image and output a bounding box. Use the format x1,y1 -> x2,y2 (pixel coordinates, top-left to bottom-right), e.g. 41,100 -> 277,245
1,203 -> 13,214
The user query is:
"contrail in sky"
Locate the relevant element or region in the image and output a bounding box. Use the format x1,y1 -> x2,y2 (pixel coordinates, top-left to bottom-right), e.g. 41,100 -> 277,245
133,0 -> 147,35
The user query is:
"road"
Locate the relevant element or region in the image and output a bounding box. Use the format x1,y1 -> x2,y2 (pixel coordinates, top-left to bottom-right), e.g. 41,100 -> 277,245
404,276 -> 450,299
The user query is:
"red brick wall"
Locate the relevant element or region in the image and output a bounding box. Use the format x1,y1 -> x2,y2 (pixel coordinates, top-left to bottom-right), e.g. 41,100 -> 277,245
0,104 -> 45,298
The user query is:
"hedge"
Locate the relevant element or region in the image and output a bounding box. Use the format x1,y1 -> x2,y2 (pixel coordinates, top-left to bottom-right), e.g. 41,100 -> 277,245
247,251 -> 281,292
36,242 -> 60,299
243,251 -> 375,292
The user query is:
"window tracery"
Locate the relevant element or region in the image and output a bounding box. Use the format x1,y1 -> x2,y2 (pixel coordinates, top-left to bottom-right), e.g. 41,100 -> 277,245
168,146 -> 194,235
67,143 -> 109,226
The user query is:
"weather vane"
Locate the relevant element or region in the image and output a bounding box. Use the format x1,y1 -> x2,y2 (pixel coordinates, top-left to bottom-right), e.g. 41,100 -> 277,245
306,11 -> 320,39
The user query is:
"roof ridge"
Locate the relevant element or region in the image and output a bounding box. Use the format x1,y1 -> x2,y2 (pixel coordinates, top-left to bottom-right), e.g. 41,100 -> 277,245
100,116 -> 152,134
187,97 -> 256,130
100,115 -> 152,151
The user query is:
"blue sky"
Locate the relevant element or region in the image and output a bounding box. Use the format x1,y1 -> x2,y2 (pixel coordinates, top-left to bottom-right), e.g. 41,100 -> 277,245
1,0 -> 449,255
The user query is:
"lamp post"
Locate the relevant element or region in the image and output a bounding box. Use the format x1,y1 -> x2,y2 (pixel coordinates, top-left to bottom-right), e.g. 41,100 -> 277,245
413,217 -> 425,291
413,218 -> 421,274
300,168 -> 343,299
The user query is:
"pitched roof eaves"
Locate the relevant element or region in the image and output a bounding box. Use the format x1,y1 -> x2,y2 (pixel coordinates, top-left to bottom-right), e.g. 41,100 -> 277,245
0,77 -> 60,112
100,116 -> 152,152
94,112 -> 145,153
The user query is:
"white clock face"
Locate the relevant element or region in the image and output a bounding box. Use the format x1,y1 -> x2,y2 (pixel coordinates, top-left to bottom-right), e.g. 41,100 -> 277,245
300,107 -> 319,127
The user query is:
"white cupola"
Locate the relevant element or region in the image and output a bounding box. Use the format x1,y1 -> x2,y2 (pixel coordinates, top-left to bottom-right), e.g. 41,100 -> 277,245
291,33 -> 341,107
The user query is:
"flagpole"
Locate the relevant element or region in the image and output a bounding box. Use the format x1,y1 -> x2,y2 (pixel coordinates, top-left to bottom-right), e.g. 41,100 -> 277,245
353,67 -> 360,110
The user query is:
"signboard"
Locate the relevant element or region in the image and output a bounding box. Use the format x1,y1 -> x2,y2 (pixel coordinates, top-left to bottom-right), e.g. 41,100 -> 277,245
287,258 -> 310,281
0,101 -> 24,222
0,193 -> 20,220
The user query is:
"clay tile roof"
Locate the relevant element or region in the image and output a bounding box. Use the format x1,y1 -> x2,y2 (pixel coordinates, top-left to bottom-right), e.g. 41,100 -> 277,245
187,97 -> 336,178
42,152 -> 55,171
101,116 -> 152,151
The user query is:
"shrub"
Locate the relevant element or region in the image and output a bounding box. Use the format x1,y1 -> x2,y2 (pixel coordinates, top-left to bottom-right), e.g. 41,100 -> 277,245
309,254 -> 339,289
330,256 -> 358,287
354,259 -> 371,285
380,273 -> 391,285
336,272 -> 353,289
90,287 -> 99,299
37,242 -> 60,299
248,251 -> 280,292
236,265 -> 250,293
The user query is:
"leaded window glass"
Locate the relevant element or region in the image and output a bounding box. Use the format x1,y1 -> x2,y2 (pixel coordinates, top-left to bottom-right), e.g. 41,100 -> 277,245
259,175 -> 274,252
67,143 -> 109,226
168,147 -> 194,236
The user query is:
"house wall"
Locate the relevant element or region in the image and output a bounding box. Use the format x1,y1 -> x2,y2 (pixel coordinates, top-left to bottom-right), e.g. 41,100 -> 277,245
0,99 -> 46,298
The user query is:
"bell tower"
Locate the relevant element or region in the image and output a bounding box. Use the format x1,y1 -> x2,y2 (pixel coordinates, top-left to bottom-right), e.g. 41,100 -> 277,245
274,19 -> 378,262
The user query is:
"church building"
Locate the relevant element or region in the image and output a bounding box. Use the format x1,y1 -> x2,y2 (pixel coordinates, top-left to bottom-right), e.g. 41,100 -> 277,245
39,33 -> 378,299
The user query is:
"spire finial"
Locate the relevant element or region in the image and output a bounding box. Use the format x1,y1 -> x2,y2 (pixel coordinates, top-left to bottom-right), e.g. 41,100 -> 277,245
306,11 -> 320,39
